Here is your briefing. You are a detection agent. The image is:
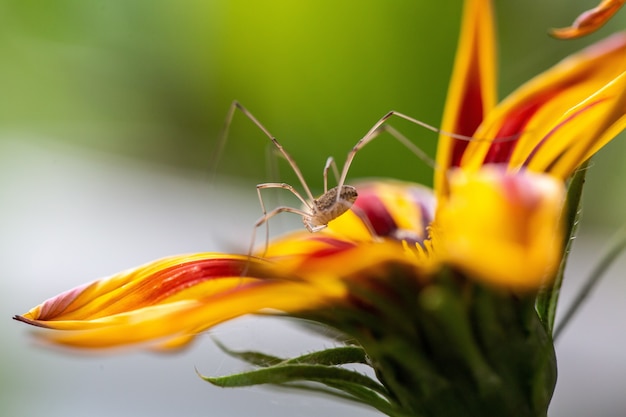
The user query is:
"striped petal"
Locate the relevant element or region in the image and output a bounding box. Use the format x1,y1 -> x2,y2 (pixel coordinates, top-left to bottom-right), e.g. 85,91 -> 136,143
459,33 -> 626,179
324,181 -> 436,245
436,0 -> 497,196
527,70 -> 626,178
15,254 -> 346,350
551,0 -> 625,39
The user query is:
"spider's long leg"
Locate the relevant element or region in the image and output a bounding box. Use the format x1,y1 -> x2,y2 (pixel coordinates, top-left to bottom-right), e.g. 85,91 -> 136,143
322,156 -> 341,193
214,100 -> 316,202
250,205 -> 312,257
335,110 -> 520,194
253,182 -> 314,255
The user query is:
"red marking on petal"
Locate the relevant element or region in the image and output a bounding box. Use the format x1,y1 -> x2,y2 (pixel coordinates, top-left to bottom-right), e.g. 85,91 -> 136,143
353,192 -> 397,237
523,97 -> 608,169
352,183 -> 435,244
501,174 -> 542,211
451,64 -> 485,167
483,90 -> 560,164
41,257 -> 271,320
137,258 -> 259,304
307,237 -> 357,259
38,282 -> 93,319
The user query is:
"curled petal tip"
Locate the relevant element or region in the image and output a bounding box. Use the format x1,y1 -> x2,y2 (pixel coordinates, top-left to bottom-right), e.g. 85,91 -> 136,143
550,0 -> 625,39
13,314 -> 45,328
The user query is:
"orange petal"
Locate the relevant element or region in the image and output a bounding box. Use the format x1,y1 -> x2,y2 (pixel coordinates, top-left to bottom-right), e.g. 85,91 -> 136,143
460,32 -> 626,178
436,0 -> 497,196
551,0 -> 625,39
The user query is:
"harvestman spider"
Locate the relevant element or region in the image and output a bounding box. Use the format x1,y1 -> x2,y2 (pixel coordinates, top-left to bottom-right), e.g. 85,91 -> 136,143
213,101 -> 502,255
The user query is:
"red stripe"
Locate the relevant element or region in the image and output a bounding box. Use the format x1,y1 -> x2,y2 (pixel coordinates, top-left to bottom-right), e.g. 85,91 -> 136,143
352,191 -> 397,238
139,258 -> 262,304
450,62 -> 485,167
523,97 -> 608,168
306,237 -> 357,259
483,90 -> 559,164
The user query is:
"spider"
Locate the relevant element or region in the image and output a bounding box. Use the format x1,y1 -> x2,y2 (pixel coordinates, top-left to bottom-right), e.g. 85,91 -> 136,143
213,101 -> 505,255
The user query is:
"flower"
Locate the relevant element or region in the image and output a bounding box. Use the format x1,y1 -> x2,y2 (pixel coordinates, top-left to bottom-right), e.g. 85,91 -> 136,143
14,0 -> 626,415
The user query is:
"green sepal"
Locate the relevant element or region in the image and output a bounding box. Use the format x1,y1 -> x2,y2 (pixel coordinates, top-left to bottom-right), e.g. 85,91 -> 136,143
212,338 -> 283,367
212,339 -> 369,367
536,160 -> 589,331
200,363 -> 385,394
203,342 -> 403,416
470,286 -> 557,417
200,363 -> 397,416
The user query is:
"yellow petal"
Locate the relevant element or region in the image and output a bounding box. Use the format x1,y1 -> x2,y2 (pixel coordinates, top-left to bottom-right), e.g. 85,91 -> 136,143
435,167 -> 565,291
436,0 -> 497,196
529,70 -> 626,178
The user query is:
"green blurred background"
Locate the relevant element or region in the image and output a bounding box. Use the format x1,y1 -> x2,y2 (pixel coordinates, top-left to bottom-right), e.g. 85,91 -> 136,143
0,0 -> 624,223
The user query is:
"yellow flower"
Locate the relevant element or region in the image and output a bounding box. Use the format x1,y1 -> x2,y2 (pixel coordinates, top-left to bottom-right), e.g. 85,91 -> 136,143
15,0 -> 626,355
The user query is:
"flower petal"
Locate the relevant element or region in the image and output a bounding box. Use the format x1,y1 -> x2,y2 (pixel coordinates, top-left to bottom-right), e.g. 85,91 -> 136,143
527,70 -> 626,178
551,0 -> 625,39
436,0 -> 497,195
435,167 -> 565,290
263,231 -> 428,279
15,253 -> 345,349
460,32 -> 626,178
325,181 -> 436,245
17,222 -> 432,351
